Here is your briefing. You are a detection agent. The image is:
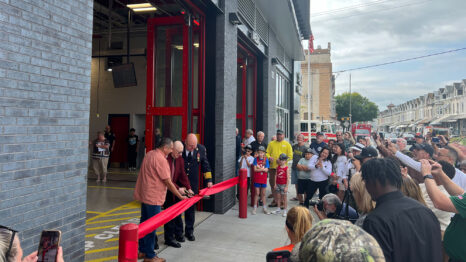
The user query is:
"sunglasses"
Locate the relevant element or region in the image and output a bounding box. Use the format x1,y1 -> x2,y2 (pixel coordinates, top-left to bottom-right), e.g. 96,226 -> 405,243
0,225 -> 17,259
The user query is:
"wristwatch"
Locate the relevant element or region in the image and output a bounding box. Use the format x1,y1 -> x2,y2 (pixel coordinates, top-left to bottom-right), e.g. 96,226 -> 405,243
423,174 -> 434,181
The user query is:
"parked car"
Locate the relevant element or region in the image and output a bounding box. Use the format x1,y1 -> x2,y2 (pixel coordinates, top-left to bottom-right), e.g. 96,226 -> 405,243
402,133 -> 416,145
385,133 -> 398,143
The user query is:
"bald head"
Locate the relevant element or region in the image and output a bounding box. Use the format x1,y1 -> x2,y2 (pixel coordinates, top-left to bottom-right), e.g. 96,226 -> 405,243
171,141 -> 184,159
185,133 -> 198,152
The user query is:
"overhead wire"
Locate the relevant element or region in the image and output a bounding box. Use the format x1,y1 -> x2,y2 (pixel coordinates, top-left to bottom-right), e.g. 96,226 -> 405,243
312,0 -> 391,17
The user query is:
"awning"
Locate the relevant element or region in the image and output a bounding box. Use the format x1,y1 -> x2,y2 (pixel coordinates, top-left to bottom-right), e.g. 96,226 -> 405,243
417,118 -> 430,125
453,114 -> 466,120
443,115 -> 458,123
430,115 -> 451,125
397,125 -> 407,128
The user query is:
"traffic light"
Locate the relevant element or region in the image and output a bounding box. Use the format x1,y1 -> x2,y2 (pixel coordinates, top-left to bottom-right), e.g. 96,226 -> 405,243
340,117 -> 350,121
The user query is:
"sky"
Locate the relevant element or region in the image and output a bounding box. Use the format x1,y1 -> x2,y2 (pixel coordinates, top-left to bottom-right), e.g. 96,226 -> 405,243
309,0 -> 466,110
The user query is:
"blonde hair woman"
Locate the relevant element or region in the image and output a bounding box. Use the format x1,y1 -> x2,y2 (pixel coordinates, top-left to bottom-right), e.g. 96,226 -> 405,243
273,206 -> 312,257
350,172 -> 375,227
401,176 -> 427,206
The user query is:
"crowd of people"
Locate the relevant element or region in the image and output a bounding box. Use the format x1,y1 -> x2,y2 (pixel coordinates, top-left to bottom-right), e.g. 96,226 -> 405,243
255,129 -> 466,262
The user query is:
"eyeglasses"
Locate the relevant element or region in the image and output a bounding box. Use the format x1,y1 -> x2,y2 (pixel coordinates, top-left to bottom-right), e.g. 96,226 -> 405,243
0,225 -> 17,259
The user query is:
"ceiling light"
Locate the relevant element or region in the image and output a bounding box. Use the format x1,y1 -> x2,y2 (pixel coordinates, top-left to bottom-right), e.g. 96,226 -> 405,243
193,43 -> 199,48
107,68 -> 113,72
127,3 -> 152,9
173,45 -> 183,50
132,7 -> 157,12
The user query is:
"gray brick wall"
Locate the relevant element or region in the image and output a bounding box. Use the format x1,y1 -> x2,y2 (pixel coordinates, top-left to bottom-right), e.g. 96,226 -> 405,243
0,0 -> 93,261
213,0 -> 238,214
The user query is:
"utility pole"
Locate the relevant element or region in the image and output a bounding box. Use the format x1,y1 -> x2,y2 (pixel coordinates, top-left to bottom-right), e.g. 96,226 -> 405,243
307,50 -> 311,121
349,73 -> 352,126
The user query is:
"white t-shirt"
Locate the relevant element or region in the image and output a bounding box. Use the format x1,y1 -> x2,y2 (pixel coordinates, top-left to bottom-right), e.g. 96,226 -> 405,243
419,183 -> 453,231
308,155 -> 332,182
244,136 -> 256,146
238,155 -> 255,177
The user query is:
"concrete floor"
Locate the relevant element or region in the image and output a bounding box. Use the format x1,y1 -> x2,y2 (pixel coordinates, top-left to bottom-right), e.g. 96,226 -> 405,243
85,169 -> 317,262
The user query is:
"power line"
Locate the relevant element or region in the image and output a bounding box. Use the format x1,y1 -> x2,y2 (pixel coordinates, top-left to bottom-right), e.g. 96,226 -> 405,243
333,47 -> 466,74
312,0 -> 431,22
312,0 -> 391,17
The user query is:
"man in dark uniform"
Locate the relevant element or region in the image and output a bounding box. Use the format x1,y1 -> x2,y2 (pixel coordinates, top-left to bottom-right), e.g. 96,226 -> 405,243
163,141 -> 193,248
182,133 -> 213,241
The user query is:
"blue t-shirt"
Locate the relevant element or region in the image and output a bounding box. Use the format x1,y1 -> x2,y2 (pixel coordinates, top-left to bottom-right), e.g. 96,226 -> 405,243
253,157 -> 270,168
337,203 -> 359,221
310,141 -> 327,154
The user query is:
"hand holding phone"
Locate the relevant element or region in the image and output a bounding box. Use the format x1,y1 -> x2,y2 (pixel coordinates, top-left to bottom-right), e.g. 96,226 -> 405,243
38,230 -> 61,262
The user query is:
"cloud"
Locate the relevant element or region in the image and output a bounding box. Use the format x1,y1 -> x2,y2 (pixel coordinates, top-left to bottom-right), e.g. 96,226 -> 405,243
311,0 -> 466,109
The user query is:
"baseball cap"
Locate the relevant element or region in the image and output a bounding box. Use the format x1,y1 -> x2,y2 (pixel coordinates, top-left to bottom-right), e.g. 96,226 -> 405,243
350,143 -> 365,152
299,219 -> 385,262
305,148 -> 313,154
355,146 -> 378,161
411,143 -> 434,157
316,132 -> 324,137
257,146 -> 266,152
276,129 -> 284,135
279,153 -> 288,160
415,134 -> 424,139
245,144 -> 253,151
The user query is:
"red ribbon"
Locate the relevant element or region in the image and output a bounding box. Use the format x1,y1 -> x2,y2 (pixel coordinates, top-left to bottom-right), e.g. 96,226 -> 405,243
138,176 -> 239,238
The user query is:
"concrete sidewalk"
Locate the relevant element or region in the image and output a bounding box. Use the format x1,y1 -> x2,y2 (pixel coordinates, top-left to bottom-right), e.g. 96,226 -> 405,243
157,187 -> 316,262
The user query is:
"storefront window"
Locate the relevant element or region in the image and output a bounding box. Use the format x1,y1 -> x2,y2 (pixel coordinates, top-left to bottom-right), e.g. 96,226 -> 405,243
276,71 -> 290,138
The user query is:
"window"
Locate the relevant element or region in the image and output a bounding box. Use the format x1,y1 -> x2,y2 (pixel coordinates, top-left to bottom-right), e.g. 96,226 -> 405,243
276,72 -> 290,138
300,123 -> 308,132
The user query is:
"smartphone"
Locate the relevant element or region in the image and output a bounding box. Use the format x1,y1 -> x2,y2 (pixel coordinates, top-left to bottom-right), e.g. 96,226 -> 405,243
379,132 -> 384,140
266,250 -> 291,262
37,230 -> 61,262
432,137 -> 440,143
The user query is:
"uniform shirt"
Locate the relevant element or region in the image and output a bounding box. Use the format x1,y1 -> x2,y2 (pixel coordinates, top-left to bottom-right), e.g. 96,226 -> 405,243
363,191 -> 442,262
291,144 -> 308,169
250,140 -> 267,155
310,141 -> 327,155
238,155 -> 254,178
266,140 -> 293,169
133,149 -> 170,206
297,158 -> 311,180
308,155 -> 332,182
253,157 -> 269,184
104,131 -> 116,149
443,192 -> 466,261
276,165 -> 288,185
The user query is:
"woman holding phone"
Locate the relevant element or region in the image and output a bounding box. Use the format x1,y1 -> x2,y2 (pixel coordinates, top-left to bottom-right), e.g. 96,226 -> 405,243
0,227 -> 64,262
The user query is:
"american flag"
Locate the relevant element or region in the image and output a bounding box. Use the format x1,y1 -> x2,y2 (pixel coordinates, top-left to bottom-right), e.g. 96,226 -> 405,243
308,32 -> 314,54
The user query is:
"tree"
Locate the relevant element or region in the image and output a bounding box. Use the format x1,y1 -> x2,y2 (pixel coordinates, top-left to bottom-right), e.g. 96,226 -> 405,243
335,92 -> 378,123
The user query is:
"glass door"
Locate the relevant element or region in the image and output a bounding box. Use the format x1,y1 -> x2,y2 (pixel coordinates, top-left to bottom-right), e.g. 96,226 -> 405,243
146,15 -> 204,150
236,44 -> 257,137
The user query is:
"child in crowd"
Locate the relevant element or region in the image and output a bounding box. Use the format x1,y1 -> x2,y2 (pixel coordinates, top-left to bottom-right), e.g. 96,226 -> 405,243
252,146 -> 270,215
238,144 -> 255,191
274,154 -> 290,217
296,148 -> 314,205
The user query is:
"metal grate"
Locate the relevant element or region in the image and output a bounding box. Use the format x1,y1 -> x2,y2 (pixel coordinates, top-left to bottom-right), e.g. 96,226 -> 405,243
255,9 -> 269,44
238,0 -> 255,29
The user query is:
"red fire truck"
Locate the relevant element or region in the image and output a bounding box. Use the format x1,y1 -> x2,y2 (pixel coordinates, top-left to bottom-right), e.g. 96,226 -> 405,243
299,120 -> 337,143
352,123 -> 372,140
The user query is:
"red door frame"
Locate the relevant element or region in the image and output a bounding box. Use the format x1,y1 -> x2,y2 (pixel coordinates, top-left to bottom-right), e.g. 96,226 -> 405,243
236,43 -> 257,137
145,14 -> 205,151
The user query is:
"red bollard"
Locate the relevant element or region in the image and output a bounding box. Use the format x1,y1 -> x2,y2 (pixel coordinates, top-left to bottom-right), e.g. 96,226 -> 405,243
118,223 -> 139,262
239,168 -> 248,219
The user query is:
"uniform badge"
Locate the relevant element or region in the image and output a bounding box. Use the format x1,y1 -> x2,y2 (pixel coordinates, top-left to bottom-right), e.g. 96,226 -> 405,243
197,152 -> 200,162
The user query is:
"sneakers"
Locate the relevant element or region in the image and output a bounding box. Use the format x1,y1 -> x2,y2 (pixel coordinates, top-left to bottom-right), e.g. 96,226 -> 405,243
282,209 -> 287,217
273,208 -> 281,215
263,207 -> 271,215
252,208 -> 257,215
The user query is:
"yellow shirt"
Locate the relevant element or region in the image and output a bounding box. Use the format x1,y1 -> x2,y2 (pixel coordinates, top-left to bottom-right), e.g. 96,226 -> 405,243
266,140 -> 293,169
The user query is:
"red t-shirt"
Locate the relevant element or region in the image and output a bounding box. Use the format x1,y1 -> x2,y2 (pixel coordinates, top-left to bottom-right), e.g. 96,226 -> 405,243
276,165 -> 288,185
253,157 -> 268,184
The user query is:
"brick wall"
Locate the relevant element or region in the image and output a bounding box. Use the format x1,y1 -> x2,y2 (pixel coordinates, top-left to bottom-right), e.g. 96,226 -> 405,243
0,0 -> 93,261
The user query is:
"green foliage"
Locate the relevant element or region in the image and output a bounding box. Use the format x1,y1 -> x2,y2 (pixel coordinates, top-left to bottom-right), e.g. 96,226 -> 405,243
335,92 -> 379,123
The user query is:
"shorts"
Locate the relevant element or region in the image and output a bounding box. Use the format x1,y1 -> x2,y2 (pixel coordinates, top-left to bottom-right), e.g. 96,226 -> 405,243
275,184 -> 287,194
297,179 -> 309,194
254,183 -> 267,188
291,168 -> 298,184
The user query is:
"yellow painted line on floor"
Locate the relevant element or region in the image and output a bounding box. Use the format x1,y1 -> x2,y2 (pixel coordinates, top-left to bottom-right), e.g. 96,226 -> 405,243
85,246 -> 118,255
105,231 -> 163,242
86,256 -> 118,262
86,225 -> 116,231
118,201 -> 141,210
86,201 -> 139,223
86,217 -> 140,225
101,211 -> 140,217
88,186 -> 135,190
85,234 -> 98,238
87,211 -> 104,214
